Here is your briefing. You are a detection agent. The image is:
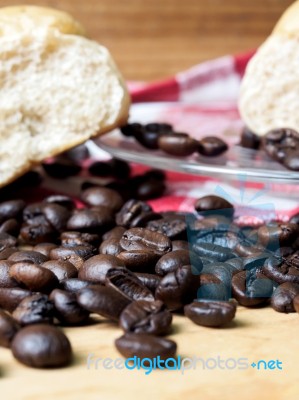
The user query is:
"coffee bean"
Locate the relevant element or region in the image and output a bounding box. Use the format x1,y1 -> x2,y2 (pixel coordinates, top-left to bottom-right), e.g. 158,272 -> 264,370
50,246 -> 95,270
158,132 -> 198,156
42,160 -> 81,178
172,240 -> 189,251
117,250 -> 159,273
134,273 -> 162,294
234,241 -> 265,257
42,260 -> 78,281
60,231 -> 100,248
185,300 -> 236,327
119,300 -> 172,335
134,128 -> 162,150
106,267 -> 154,302
102,227 -> 126,241
11,324 -> 72,368
262,255 -> 299,284
8,251 -> 48,265
109,158 -> 132,180
79,254 -> 125,284
81,187 -> 124,212
9,262 -> 58,293
155,265 -> 198,310
59,279 -> 91,293
115,333 -> 177,361
0,219 -> 20,236
67,208 -> 114,233
0,288 -> 32,312
258,223 -> 298,249
0,310 -> 20,347
129,211 -> 162,228
271,283 -> 299,313
147,218 -> 187,240
145,123 -> 173,133
44,195 -> 75,211
194,195 -> 234,216
0,199 -> 25,223
240,127 -> 261,149
116,200 -> 152,228
50,289 -> 89,325
120,228 -> 172,256
12,294 -> 55,325
135,179 -> 166,200
20,221 -> 56,245
77,286 -> 131,321
0,247 -> 18,260
197,274 -> 228,301
99,238 -> 123,256
198,136 -> 228,156
193,243 -> 234,262
33,243 -> 57,257
0,260 -> 18,288
120,123 -> 143,137
0,232 -> 17,251
155,250 -> 195,276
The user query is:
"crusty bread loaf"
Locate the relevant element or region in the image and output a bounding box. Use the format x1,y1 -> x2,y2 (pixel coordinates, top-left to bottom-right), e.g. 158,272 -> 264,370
239,1 -> 299,136
0,6 -> 130,187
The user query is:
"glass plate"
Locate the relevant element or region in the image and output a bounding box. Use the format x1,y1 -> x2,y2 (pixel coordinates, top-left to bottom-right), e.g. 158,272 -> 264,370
91,102 -> 299,184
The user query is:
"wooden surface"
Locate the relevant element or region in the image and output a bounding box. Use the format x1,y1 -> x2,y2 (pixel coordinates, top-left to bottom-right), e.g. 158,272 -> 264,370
1,1 -> 299,399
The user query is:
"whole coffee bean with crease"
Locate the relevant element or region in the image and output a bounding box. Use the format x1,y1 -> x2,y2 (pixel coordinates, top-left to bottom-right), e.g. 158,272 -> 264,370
115,333 -> 177,361
59,278 -> 91,293
44,195 -> 75,211
134,128 -> 162,150
198,136 -> 228,156
40,203 -> 70,231
194,195 -> 234,215
13,294 -> 55,325
0,199 -> 25,223
271,283 -> 299,313
120,228 -> 172,256
117,250 -> 159,273
42,159 -> 81,178
134,273 -> 162,294
155,265 -> 198,310
0,288 -> 32,312
185,300 -> 236,327
240,127 -> 261,149
119,300 -> 172,335
0,260 -> 18,288
50,246 -> 95,270
77,286 -> 131,321
155,250 -> 196,276
262,255 -> 299,284
50,289 -> 89,325
0,218 -> 20,236
106,267 -> 154,302
0,247 -> 18,260
135,179 -> 166,201
102,226 -> 126,241
34,243 -> 57,257
20,221 -> 56,245
79,254 -> 125,284
60,231 -> 100,248
0,309 -> 20,347
11,324 -> 72,368
258,223 -> 298,248
129,211 -> 162,228
99,238 -> 123,256
0,232 -> 17,251
197,274 -> 228,301
147,218 -> 187,240
193,243 -> 234,262
234,241 -> 265,257
145,122 -> 173,133
120,122 -> 143,137
42,260 -> 78,281
81,187 -> 124,211
8,251 -> 48,265
263,128 -> 299,165
116,199 -> 152,228
66,208 -> 114,233
158,132 -> 198,156
9,262 -> 58,293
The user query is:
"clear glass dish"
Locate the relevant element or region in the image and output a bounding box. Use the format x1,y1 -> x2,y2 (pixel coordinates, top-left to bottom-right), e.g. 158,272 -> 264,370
91,102 -> 299,184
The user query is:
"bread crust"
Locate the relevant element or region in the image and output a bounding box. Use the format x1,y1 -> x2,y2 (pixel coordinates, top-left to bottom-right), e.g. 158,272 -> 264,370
273,0 -> 299,37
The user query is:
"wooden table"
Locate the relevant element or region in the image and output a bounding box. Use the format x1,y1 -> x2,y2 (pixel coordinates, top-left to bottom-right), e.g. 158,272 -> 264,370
1,1 -> 299,399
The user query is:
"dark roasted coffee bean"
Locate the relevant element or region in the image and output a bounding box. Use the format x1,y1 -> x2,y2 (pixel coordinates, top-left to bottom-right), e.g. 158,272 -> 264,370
50,245 -> 95,270
42,260 -> 78,281
0,260 -> 18,288
134,129 -> 162,150
0,232 -> 17,251
108,158 -> 131,180
145,122 -> 173,133
102,226 -> 126,241
224,257 -> 244,271
120,228 -> 172,256
0,309 -> 20,347
155,265 -> 198,310
144,169 -> 166,182
79,254 -> 125,284
117,250 -> 159,273
50,289 -> 89,325
197,274 -> 228,301
67,208 -> 114,233
263,128 -> 299,166
60,231 -> 100,247
115,333 -> 176,361
158,132 -> 198,156
0,219 -> 20,236
9,262 -> 58,293
194,195 -> 234,215
120,300 -> 172,335
234,241 -> 265,257
147,218 -> 187,240
88,161 -> 113,177
59,278 -> 91,293
20,221 -> 56,245
201,263 -> 237,299
193,243 -> 234,262
135,273 -> 162,294
135,179 -> 166,200
129,211 -> 161,228
12,324 -> 72,368
99,238 -> 123,256
172,240 -> 190,251
262,255 -> 299,284
198,136 -> 228,156
0,199 -> 25,223
271,283 -> 299,313
120,123 -> 143,137
155,250 -> 195,276
42,160 -> 81,178
62,143 -> 89,162
242,253 -> 270,271
258,223 -> 298,248
240,127 -> 261,149
116,199 -> 152,228
77,286 -> 131,321
0,247 -> 18,260
185,300 -> 236,327
232,270 -> 273,307
8,251 -> 48,265
34,243 -> 57,257
0,288 -> 32,312
81,187 -> 124,211
41,203 -> 70,231
106,267 -> 154,302
12,294 -> 54,325
45,195 -> 75,211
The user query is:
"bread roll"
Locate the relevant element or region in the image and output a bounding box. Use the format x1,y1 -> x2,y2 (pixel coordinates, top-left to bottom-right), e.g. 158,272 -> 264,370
0,6 -> 130,187
239,1 -> 299,136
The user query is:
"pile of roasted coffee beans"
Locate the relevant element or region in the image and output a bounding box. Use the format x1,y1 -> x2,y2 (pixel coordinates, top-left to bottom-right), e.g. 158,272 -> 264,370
120,123 -> 228,157
1,136 -> 299,371
241,127 -> 299,171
